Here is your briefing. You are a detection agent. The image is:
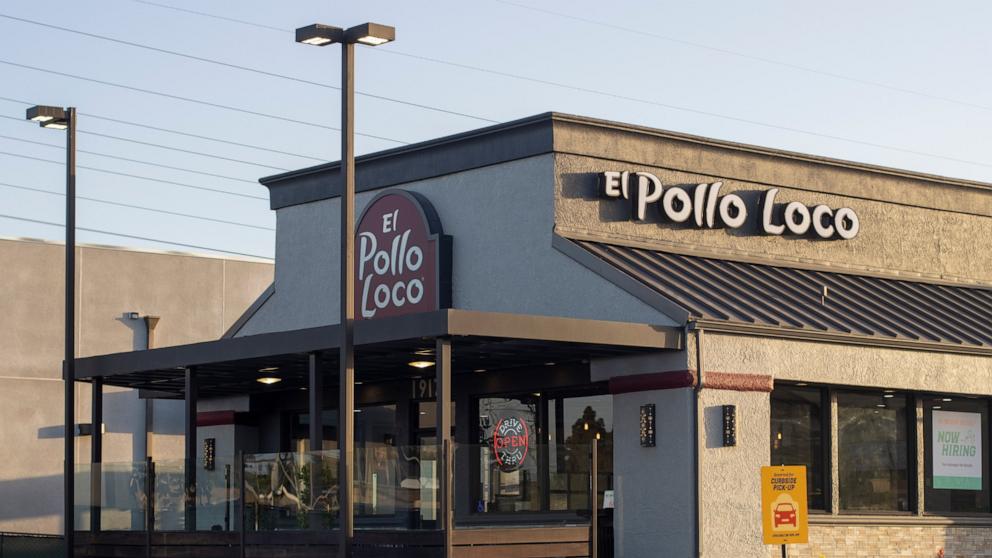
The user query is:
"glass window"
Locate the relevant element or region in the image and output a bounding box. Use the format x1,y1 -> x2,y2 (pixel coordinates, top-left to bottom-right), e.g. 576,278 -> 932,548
477,395 -> 540,513
924,397 -> 990,514
770,386 -> 826,510
837,391 -> 911,512
550,395 -> 613,511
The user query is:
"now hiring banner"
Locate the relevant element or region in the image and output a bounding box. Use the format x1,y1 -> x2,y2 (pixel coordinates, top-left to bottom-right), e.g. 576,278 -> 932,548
932,410 -> 983,490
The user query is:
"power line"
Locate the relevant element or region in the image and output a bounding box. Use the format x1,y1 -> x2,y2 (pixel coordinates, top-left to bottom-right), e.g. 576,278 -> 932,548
0,150 -> 268,200
0,211 -> 272,259
493,0 -> 992,114
115,0 -> 992,171
0,59 -> 408,144
0,133 -> 260,184
0,113 -> 290,170
0,95 -> 328,163
0,13 -> 497,124
127,0 -> 288,32
0,181 -> 274,231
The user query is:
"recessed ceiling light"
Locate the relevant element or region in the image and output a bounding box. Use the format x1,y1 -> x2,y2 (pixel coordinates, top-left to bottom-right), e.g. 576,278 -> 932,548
933,406 -> 942,410
942,398 -> 953,402
354,381 -> 364,385
883,389 -> 895,393
795,382 -> 808,386
414,349 -> 434,356
408,361 -> 434,369
257,377 -> 281,385
259,367 -> 279,373
544,362 -> 555,366
473,368 -> 486,373
876,403 -> 886,408
883,394 -> 894,398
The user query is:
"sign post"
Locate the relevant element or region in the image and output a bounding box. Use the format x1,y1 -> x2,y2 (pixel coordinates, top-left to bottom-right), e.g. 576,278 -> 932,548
761,465 -> 808,555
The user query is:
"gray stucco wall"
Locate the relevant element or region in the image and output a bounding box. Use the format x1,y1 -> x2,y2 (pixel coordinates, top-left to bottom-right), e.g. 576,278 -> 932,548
238,154 -> 675,336
0,238 -> 272,534
612,387 -> 697,557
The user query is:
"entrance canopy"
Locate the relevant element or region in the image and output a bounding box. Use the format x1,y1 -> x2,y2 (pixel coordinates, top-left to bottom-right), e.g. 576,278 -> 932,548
73,309 -> 682,397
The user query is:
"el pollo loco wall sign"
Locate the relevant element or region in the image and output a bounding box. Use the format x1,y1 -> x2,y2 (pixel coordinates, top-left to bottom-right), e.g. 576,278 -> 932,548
356,190 -> 451,319
601,171 -> 860,240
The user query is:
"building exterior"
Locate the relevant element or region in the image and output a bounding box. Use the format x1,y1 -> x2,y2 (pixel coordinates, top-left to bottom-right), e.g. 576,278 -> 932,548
71,113 -> 991,558
0,237 -> 272,535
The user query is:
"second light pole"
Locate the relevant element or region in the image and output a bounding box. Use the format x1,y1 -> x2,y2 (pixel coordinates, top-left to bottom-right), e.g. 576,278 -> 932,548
295,21 -> 395,556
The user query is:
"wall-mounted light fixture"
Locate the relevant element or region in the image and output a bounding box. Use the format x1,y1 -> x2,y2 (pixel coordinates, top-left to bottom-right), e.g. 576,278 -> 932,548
639,404 -> 656,448
203,438 -> 215,471
722,405 -> 737,447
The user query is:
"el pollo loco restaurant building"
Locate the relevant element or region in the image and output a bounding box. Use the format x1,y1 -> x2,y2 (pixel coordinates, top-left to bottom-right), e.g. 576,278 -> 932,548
73,113 -> 992,558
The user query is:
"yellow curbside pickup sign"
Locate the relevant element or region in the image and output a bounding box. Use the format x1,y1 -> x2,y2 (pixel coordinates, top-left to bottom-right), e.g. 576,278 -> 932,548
761,465 -> 808,545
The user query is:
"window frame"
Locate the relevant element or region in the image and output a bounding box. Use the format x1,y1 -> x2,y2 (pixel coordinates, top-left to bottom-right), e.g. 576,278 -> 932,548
769,383 -> 831,513
921,396 -> 992,516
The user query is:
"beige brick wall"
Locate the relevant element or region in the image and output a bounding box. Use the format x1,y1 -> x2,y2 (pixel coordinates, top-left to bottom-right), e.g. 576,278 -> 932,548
768,525 -> 992,558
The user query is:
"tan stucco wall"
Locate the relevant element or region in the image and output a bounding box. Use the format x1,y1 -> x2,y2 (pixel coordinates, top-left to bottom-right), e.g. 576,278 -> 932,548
698,333 -> 992,396
0,239 -> 272,534
554,152 -> 992,286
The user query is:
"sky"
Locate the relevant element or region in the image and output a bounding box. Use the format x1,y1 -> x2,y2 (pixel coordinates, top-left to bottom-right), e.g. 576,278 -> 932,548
1,0 -> 990,260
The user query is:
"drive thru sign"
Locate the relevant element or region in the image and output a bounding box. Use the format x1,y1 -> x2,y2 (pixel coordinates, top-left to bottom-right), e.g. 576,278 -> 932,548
761,465 -> 808,545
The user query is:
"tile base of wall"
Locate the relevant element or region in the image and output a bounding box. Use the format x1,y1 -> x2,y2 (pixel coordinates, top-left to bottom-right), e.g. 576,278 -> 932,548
766,525 -> 992,558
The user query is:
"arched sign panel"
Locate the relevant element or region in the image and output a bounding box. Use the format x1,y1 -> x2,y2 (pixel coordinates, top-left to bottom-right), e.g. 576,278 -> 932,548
355,190 -> 452,319
493,417 -> 530,472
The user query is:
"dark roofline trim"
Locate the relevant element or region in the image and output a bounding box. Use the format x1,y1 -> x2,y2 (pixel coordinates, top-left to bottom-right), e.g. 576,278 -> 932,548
259,112 -> 992,211
260,113 -> 555,210
73,309 -> 681,379
222,282 -> 274,339
556,228 -> 992,290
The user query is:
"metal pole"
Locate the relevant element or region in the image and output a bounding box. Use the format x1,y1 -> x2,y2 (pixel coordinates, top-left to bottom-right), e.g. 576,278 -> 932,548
590,437 -> 598,558
146,458 -> 154,558
184,367 -> 198,531
308,351 -> 323,530
435,338 -> 452,558
238,452 -> 246,558
63,106 -> 77,558
338,40 -> 356,558
781,544 -> 787,558
90,377 -> 103,533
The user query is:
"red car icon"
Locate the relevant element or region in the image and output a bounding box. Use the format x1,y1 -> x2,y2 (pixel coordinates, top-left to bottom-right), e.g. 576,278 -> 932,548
773,503 -> 797,528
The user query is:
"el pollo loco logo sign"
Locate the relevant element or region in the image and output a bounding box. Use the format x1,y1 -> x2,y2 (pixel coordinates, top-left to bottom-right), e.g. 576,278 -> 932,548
601,171 -> 860,240
356,190 -> 451,319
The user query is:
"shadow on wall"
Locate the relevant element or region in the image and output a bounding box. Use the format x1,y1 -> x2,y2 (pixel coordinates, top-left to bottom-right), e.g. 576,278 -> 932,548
35,391 -> 179,439
0,474 -> 62,524
114,312 -> 148,351
703,405 -> 729,450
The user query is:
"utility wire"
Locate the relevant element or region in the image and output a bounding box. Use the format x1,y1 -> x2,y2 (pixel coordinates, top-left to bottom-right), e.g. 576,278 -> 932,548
0,133 -> 260,184
0,181 -> 274,231
0,95 -> 328,164
0,59 -> 408,144
0,150 -> 268,200
0,212 -> 272,259
493,0 -> 992,114
114,0 -> 992,170
0,13 -> 497,124
1,113 -> 290,171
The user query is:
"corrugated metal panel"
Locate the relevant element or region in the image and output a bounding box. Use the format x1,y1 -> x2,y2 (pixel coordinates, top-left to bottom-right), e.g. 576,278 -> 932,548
577,240 -> 992,347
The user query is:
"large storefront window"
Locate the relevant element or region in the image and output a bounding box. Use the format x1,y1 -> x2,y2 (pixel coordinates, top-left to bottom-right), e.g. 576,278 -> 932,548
770,386 -> 826,510
838,391 -> 911,512
473,391 -> 612,516
924,397 -> 990,514
477,395 -> 541,513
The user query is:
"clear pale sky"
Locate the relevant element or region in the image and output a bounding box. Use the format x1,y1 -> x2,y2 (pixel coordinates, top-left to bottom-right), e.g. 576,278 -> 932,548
1,0 -> 990,260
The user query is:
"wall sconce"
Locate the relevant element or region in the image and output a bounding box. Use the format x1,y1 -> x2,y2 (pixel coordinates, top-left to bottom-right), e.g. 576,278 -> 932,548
203,438 -> 216,471
722,405 -> 737,447
639,404 -> 656,447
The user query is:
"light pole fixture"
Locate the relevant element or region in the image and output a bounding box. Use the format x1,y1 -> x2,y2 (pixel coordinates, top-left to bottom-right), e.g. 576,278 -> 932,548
27,104 -> 77,557
295,21 -> 394,556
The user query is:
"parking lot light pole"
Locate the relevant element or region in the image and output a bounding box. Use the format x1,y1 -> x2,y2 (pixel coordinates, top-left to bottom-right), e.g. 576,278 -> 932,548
295,21 -> 395,557
27,104 -> 76,558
